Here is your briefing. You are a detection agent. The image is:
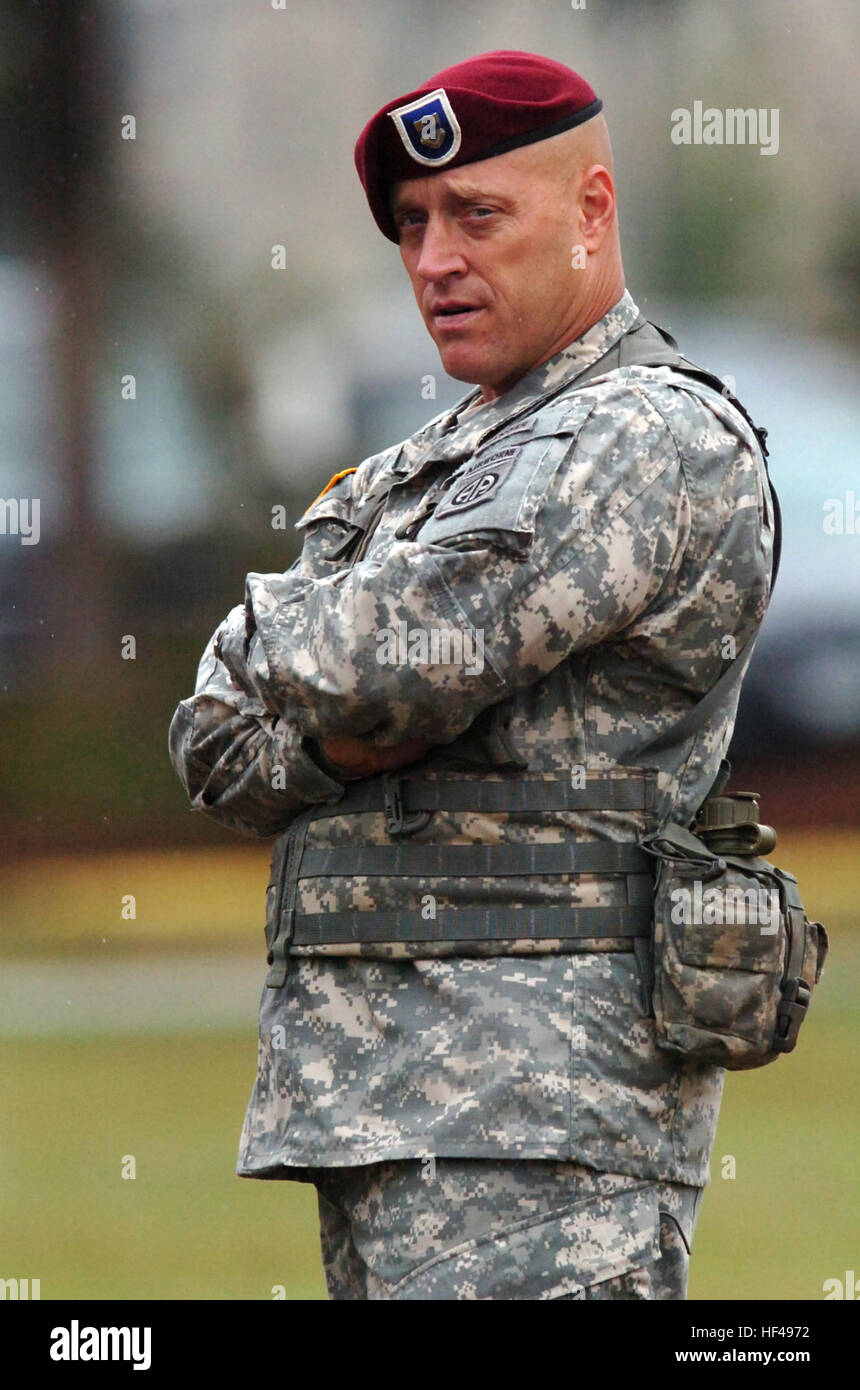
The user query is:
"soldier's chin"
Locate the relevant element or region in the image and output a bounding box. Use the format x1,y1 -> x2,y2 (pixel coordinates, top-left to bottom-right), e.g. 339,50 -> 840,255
436,345 -> 489,386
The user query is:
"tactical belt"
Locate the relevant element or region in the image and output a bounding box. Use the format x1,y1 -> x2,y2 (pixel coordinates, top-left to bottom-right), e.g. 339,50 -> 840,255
299,842 -> 653,879
266,772 -> 657,978
309,773 -> 656,820
290,905 -> 653,948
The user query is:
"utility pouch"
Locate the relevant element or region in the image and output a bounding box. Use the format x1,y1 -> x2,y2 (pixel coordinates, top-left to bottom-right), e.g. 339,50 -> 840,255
640,807 -> 828,1070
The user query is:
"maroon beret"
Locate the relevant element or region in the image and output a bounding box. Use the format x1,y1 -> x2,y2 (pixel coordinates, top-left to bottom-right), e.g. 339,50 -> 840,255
354,50 -> 602,242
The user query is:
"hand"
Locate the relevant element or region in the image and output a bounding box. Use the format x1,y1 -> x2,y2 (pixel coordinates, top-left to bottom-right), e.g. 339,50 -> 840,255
318,735 -> 430,779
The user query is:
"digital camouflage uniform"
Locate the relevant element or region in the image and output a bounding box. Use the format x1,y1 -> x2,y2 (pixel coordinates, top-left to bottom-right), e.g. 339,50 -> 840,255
169,290 -> 774,1299
313,1160 -> 703,1300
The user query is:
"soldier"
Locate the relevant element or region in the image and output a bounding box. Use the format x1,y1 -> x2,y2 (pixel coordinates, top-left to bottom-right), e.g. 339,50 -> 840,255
169,51 -> 776,1299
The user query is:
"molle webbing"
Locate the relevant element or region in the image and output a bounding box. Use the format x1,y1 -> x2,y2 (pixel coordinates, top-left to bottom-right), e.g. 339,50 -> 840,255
299,841 -> 652,880
290,905 -> 653,948
265,772 -> 657,973
306,773 -> 656,818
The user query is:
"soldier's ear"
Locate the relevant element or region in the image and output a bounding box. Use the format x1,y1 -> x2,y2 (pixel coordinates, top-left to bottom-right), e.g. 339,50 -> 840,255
578,166 -> 616,249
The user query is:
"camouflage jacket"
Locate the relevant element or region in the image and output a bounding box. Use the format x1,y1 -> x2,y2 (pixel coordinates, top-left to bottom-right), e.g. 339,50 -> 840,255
169,290 -> 775,1185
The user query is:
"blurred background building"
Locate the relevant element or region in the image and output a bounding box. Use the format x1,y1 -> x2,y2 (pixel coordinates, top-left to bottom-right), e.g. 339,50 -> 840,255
1,0 -> 858,851
0,0 -> 857,1303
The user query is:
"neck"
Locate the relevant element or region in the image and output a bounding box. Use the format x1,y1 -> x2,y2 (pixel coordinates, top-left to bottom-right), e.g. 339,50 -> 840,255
480,265 -> 627,403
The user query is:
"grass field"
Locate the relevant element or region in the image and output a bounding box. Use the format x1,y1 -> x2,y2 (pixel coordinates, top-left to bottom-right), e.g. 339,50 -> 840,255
2,1033 -> 327,1301
2,834 -> 857,1301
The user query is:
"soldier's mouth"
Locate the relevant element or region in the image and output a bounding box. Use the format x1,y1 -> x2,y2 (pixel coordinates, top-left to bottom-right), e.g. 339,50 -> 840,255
432,305 -> 485,329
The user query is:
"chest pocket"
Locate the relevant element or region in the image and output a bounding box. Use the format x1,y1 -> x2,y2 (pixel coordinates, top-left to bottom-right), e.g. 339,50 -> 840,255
415,429 -> 570,555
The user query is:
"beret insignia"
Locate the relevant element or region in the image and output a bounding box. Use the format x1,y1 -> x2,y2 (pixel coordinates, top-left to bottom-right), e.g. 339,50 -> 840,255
389,88 -> 462,166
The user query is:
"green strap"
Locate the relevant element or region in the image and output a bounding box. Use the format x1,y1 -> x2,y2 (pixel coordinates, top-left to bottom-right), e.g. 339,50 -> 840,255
299,841 -> 652,879
641,822 -> 720,865
290,904 -> 652,947
308,773 -> 656,818
265,806 -> 315,988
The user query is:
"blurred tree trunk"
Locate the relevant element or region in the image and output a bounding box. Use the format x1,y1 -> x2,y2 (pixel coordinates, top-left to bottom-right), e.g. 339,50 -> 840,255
22,0 -> 115,670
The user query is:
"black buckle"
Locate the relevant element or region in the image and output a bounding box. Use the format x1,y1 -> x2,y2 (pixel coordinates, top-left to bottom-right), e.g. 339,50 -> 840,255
383,776 -> 432,838
323,522 -> 366,563
774,977 -> 812,1052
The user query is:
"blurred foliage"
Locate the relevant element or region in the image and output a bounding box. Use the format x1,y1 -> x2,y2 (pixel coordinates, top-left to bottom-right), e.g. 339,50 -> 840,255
2,528 -> 301,853
658,157 -> 773,300
4,635 -> 217,853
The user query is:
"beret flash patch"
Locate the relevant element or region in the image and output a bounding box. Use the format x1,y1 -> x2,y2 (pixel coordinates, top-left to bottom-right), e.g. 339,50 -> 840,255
389,88 -> 462,166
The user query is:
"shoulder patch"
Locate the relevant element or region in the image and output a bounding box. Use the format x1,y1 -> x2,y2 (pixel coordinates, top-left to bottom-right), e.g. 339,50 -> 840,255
303,467 -> 357,516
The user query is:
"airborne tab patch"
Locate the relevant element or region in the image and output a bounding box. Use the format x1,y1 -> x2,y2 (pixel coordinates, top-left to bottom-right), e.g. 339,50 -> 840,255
389,88 -> 462,166
433,447 -> 519,519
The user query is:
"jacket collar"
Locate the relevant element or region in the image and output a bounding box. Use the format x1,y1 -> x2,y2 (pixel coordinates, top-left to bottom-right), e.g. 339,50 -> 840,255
382,289 -> 641,487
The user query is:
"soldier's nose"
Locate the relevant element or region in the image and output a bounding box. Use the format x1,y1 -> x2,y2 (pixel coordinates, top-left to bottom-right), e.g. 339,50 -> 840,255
416,217 -> 468,282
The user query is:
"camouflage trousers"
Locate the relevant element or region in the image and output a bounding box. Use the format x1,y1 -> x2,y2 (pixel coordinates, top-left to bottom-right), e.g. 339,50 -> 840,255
312,1158 -> 704,1300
